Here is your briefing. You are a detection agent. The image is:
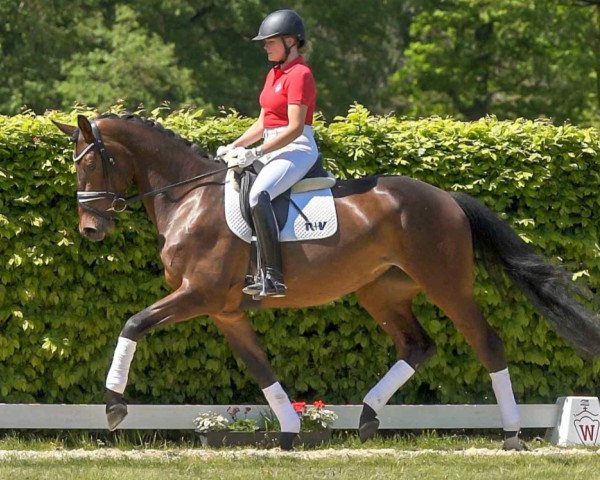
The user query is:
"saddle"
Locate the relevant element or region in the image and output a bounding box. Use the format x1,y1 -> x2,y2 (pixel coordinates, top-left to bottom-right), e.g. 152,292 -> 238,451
223,155 -> 338,245
236,154 -> 336,231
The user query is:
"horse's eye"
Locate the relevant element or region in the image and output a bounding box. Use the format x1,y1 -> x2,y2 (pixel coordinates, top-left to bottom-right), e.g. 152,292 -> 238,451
83,158 -> 97,173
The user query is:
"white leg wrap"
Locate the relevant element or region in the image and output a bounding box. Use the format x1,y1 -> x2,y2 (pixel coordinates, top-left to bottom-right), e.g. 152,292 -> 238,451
363,360 -> 415,413
262,382 -> 301,433
490,367 -> 521,432
106,337 -> 137,394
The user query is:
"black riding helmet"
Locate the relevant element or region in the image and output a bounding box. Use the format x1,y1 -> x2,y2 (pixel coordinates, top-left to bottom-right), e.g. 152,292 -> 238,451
252,9 -> 306,48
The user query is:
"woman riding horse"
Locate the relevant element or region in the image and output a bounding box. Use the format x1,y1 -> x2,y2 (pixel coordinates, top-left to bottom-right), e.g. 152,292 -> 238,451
218,9 -> 319,299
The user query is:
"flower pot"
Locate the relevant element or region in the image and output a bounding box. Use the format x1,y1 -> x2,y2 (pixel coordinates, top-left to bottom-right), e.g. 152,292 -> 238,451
198,431 -> 275,447
198,429 -> 332,448
295,430 -> 332,447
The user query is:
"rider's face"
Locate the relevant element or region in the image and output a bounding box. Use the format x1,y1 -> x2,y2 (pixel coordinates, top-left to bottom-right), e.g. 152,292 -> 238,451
263,37 -> 288,62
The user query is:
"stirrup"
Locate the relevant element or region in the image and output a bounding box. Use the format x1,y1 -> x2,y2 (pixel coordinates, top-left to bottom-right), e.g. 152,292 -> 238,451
243,275 -> 287,299
243,278 -> 287,298
257,271 -> 287,298
242,277 -> 263,296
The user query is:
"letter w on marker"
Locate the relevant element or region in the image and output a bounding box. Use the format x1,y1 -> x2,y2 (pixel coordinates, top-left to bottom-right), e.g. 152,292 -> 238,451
578,424 -> 596,441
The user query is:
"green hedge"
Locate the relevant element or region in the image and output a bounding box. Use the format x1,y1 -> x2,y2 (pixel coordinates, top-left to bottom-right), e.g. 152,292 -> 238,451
1,105 -> 599,407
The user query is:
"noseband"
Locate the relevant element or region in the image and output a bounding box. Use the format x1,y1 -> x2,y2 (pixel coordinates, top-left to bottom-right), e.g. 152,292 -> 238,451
73,121 -> 235,219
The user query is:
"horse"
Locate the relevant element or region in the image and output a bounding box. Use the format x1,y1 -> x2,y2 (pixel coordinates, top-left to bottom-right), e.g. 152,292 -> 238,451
53,114 -> 600,450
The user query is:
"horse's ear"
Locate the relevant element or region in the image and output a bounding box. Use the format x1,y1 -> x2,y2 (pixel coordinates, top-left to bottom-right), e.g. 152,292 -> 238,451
52,120 -> 77,139
77,115 -> 95,144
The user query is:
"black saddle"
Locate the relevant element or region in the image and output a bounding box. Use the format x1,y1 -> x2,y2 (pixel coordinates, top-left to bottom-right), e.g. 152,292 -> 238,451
238,154 -> 330,231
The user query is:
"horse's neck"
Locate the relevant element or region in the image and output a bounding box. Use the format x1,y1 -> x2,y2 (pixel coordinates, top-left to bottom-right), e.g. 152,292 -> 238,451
130,132 -> 214,184
129,137 -> 220,232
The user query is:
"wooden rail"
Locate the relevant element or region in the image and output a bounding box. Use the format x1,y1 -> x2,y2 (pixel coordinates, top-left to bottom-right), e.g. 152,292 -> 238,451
0,404 -> 559,430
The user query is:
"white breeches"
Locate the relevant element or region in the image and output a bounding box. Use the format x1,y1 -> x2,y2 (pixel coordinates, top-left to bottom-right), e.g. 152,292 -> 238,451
249,125 -> 319,207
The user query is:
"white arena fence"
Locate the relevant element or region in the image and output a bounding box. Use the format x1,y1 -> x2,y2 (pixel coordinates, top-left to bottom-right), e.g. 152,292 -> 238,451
0,404 -> 559,430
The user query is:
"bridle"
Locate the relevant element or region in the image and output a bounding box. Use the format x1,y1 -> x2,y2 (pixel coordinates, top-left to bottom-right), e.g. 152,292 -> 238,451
74,122 -> 122,220
73,121 -> 234,219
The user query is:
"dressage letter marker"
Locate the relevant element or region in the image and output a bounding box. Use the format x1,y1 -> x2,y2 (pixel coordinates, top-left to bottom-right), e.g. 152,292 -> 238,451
547,396 -> 600,446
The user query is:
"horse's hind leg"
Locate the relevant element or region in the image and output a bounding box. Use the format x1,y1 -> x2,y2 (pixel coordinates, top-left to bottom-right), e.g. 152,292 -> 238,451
355,268 -> 436,442
426,291 -> 525,450
402,210 -> 525,450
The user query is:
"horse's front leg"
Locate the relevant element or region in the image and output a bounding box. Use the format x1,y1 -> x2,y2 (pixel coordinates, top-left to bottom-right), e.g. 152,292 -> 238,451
105,286 -> 207,430
212,311 -> 300,450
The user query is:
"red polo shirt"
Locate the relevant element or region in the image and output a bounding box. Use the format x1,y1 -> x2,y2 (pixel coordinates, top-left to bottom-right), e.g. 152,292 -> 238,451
259,57 -> 316,128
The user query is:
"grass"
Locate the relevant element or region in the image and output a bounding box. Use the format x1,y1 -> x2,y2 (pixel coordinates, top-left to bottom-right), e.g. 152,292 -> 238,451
0,431 -> 598,480
0,429 -> 505,451
1,452 -> 599,480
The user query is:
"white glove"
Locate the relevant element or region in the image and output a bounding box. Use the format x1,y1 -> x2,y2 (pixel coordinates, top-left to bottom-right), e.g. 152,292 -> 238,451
232,147 -> 263,168
216,143 -> 235,158
224,146 -> 247,167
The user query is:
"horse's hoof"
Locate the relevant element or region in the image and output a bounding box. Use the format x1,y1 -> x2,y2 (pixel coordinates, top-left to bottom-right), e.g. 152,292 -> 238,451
279,432 -> 297,451
358,403 -> 379,443
503,435 -> 529,451
106,403 -> 128,431
359,419 -> 380,443
106,389 -> 128,431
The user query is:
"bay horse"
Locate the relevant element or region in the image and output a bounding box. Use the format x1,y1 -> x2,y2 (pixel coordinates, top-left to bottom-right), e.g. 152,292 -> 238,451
53,114 -> 600,450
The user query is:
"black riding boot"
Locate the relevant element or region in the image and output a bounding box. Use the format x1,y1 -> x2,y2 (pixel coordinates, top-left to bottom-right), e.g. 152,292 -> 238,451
242,191 -> 287,298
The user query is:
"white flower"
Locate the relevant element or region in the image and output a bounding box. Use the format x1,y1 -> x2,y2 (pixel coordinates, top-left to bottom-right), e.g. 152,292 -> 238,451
193,412 -> 229,433
300,406 -> 338,430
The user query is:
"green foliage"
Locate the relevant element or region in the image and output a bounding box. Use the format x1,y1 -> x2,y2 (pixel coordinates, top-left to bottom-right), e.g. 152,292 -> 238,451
0,0 -> 86,113
55,6 -> 202,112
0,0 -> 412,119
227,419 -> 259,432
3,1 -> 598,125
1,106 -> 599,408
389,0 -> 600,124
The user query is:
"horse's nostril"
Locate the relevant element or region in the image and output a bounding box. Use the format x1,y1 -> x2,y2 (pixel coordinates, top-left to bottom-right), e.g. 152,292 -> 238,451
81,226 -> 105,242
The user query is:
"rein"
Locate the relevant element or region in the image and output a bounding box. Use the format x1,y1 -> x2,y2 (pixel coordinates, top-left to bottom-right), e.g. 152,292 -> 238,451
74,121 -> 234,217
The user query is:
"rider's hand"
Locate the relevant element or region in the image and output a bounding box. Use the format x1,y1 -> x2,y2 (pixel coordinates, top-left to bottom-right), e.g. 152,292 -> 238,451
234,147 -> 263,168
216,144 -> 235,158
224,146 -> 247,167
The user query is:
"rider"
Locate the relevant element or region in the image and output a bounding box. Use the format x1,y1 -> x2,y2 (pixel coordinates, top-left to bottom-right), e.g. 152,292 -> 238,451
217,9 -> 319,298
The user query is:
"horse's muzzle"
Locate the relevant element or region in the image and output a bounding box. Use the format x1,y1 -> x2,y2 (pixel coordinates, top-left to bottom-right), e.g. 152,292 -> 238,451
79,214 -> 114,241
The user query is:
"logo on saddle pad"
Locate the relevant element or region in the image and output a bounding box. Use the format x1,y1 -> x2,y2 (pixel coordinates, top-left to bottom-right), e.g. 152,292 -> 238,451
305,221 -> 327,231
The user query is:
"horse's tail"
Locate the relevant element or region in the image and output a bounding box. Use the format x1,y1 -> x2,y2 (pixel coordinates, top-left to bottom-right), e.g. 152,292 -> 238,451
450,191 -> 600,361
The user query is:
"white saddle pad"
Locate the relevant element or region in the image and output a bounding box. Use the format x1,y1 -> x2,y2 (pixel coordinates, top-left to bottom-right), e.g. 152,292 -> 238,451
224,178 -> 338,243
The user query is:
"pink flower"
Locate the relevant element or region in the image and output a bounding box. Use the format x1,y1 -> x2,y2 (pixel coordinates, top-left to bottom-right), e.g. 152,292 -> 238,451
226,406 -> 240,419
313,400 -> 325,409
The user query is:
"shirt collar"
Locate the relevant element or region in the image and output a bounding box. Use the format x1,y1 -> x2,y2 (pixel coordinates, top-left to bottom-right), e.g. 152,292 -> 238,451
274,56 -> 305,76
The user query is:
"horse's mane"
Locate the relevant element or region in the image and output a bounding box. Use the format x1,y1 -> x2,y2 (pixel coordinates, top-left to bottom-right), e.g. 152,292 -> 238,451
91,113 -> 212,159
